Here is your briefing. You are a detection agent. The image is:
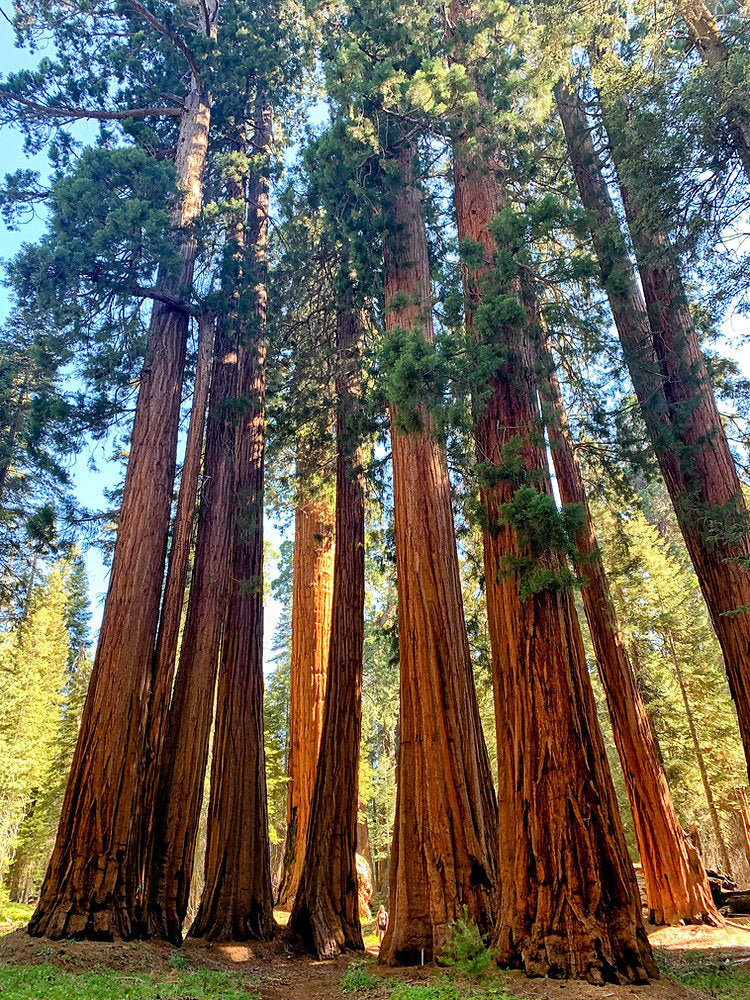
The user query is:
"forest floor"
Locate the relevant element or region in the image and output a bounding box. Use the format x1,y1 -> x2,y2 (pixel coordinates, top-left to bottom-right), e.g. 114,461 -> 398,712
0,907 -> 749,1000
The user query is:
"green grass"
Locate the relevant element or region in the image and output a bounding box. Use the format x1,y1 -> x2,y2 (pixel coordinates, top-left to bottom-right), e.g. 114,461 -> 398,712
660,956 -> 750,1000
0,902 -> 34,932
340,957 -> 379,993
388,983 -> 515,1000
0,963 -> 260,1000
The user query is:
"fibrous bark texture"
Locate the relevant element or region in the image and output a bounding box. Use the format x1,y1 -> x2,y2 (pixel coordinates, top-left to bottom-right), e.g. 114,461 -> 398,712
289,293 -> 366,958
29,65 -> 214,941
541,349 -> 721,927
135,310 -> 214,928
277,493 -> 335,909
378,134 -> 498,966
449,29 -> 655,979
556,82 -> 750,784
146,302 -> 239,942
189,96 -> 275,942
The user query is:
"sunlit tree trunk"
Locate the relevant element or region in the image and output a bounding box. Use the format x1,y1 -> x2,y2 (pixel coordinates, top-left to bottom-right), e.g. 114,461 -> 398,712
540,347 -> 721,927
448,19 -> 655,978
290,289 -> 366,957
190,94 -> 275,941
145,301 -> 239,943
29,56 -> 215,940
665,630 -> 733,875
135,310 -> 214,928
378,134 -> 498,966
277,492 -> 335,909
556,81 -> 750,786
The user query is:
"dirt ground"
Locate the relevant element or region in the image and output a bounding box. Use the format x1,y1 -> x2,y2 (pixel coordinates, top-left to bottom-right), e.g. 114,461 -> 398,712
1,921 -> 749,999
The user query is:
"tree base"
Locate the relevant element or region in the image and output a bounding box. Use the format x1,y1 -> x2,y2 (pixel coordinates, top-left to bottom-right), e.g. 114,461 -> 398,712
494,923 -> 658,985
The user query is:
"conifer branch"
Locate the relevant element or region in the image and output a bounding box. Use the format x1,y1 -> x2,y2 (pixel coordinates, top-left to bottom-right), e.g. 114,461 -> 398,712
0,90 -> 182,120
124,0 -> 203,85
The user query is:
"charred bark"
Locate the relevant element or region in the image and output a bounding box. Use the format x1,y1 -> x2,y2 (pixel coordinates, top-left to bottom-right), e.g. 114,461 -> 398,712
28,60 -> 214,941
189,95 -> 275,942
556,81 -> 750,785
378,134 -> 498,966
277,493 -> 335,909
540,348 -> 721,927
289,290 -> 366,958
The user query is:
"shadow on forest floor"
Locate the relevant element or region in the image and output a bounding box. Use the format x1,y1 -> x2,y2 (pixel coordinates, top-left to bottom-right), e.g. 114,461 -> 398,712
0,908 -> 749,1000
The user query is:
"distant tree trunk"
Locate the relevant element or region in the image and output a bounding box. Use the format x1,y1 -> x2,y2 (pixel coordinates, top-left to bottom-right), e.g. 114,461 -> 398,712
189,94 -> 275,942
276,493 -> 335,908
679,0 -> 750,180
737,788 -> 750,871
448,22 -> 655,978
135,310 -> 214,929
556,81 -> 750,787
290,290 -> 366,958
666,631 -> 733,876
378,134 -> 498,967
145,302 -> 239,943
28,64 -> 214,941
540,348 -> 721,927
357,807 -> 373,876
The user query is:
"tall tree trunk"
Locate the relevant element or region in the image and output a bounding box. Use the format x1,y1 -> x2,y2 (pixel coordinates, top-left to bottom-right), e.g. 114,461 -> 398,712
290,290 -> 366,958
556,81 -> 750,786
378,134 -> 498,966
277,492 -> 335,908
190,94 -> 274,942
737,788 -> 750,871
540,348 -> 721,926
135,310 -> 214,931
28,64 -> 214,941
679,0 -> 750,180
448,22 -> 655,979
666,631 -> 733,876
145,302 -> 239,942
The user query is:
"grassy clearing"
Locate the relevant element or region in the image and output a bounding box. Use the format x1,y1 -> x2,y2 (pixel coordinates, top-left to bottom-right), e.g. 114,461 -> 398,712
657,950 -> 750,1000
0,902 -> 33,934
0,962 -> 260,1000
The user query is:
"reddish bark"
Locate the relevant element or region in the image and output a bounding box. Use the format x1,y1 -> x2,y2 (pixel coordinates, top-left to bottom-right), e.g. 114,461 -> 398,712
189,95 -> 275,941
378,135 -> 498,966
145,302 -> 239,942
277,493 -> 335,909
448,22 -> 655,978
28,67 -> 214,941
556,82 -> 750,784
541,349 -> 721,927
289,294 -> 366,957
134,310 -> 214,928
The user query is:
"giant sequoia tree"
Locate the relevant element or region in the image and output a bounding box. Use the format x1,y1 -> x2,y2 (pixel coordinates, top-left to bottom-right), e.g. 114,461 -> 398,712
447,3 -> 656,980
540,348 -> 720,927
2,0 -> 750,977
190,93 -> 275,942
19,0 -> 219,939
278,488 -> 335,908
378,131 -> 498,965
555,80 -> 750,783
290,282 -> 366,957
